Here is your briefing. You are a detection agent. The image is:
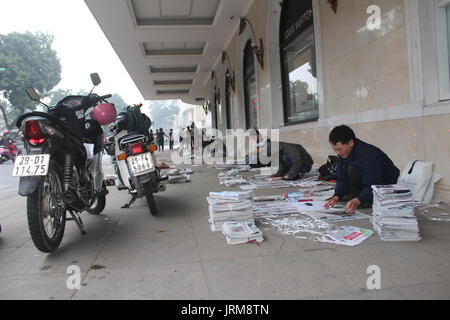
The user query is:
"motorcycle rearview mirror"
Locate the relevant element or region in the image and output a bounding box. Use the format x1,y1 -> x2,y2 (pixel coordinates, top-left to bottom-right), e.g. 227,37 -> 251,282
90,73 -> 101,86
25,88 -> 50,110
25,88 -> 41,102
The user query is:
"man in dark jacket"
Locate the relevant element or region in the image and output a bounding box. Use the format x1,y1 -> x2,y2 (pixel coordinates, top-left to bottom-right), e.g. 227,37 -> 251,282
325,125 -> 400,214
270,142 -> 313,181
156,128 -> 168,152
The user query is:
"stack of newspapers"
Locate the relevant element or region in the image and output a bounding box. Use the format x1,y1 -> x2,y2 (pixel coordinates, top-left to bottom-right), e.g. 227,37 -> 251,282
222,221 -> 264,245
218,169 -> 248,186
207,191 -> 255,232
371,185 -> 421,242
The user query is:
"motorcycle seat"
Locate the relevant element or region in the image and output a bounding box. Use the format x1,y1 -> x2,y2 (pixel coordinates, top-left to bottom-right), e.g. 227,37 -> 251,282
118,132 -> 147,150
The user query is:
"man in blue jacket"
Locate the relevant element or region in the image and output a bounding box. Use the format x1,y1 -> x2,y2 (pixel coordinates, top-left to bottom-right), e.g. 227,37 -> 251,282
325,125 -> 400,214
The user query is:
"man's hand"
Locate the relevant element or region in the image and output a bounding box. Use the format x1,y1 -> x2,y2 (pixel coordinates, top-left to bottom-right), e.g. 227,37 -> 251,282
324,196 -> 339,210
344,198 -> 361,215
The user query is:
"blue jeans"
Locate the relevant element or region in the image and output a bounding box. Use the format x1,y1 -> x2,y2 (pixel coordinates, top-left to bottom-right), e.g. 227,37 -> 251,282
282,155 -> 312,175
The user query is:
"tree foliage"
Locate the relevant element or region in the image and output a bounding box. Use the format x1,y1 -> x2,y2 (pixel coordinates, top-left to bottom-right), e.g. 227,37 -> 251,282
0,31 -> 61,128
47,88 -> 128,111
108,94 -> 128,113
47,88 -> 74,106
148,100 -> 180,132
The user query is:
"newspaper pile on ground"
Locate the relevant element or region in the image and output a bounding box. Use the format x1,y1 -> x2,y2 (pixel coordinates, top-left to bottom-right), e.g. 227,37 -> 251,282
241,174 -> 308,190
161,168 -> 192,184
208,172 -> 374,246
253,200 -> 298,218
207,191 -> 255,231
257,213 -> 334,239
213,164 -> 251,171
256,213 -> 373,246
253,195 -> 285,202
222,221 -> 264,245
218,169 -> 248,186
287,198 -> 370,223
317,226 -> 374,246
291,179 -> 336,200
371,185 -> 421,242
250,188 -> 372,246
283,189 -> 371,223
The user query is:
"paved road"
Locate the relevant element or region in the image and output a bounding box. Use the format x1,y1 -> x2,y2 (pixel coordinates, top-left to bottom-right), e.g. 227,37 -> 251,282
1,150 -> 450,300
0,162 -> 19,199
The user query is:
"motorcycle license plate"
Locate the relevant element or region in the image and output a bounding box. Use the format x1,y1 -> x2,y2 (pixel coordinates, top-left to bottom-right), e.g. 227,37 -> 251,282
12,154 -> 50,177
127,153 -> 154,175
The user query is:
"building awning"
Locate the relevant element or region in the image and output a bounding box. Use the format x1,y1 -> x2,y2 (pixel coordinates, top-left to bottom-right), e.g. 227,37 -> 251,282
84,0 -> 254,105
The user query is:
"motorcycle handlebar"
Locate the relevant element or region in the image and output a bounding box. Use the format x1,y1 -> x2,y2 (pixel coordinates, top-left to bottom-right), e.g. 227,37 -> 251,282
84,94 -> 112,110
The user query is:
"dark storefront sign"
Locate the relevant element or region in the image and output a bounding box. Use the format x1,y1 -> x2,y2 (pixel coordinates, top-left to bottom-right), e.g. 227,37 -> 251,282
280,0 -> 319,125
280,0 -> 314,45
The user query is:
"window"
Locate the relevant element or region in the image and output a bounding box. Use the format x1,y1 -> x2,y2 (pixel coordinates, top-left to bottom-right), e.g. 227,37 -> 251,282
437,0 -> 450,100
280,0 -> 319,124
225,71 -> 232,129
243,41 -> 258,129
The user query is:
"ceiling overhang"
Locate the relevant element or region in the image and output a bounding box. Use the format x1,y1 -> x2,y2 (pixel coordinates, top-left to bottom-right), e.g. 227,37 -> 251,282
84,0 -> 254,105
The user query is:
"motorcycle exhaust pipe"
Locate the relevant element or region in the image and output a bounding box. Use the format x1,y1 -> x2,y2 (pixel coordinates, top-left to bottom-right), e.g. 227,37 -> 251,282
63,189 -> 88,212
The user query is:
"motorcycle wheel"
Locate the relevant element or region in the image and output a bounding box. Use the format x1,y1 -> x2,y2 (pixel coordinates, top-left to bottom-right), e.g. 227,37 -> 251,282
143,182 -> 158,216
87,194 -> 106,215
27,162 -> 66,253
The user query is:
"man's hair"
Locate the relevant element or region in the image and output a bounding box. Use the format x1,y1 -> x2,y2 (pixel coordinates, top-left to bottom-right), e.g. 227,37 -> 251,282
329,125 -> 356,145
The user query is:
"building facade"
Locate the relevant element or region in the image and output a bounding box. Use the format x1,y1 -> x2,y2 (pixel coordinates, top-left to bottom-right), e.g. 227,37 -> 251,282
86,0 -> 450,201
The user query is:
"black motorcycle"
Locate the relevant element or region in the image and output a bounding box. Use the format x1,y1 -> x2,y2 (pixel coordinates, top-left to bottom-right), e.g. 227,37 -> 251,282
13,73 -> 116,253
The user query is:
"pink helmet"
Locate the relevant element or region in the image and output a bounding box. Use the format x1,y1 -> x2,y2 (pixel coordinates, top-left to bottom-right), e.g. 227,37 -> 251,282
90,103 -> 117,126
2,130 -> 9,136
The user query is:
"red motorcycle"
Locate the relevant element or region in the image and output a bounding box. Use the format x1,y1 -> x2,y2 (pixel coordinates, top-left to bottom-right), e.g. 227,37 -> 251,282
0,143 -> 16,164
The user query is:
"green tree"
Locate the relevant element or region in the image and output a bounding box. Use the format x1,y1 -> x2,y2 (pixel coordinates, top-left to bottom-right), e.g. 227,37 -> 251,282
148,100 -> 179,132
76,90 -> 128,113
0,32 -> 61,128
46,88 -> 128,113
0,98 -> 11,129
47,88 -> 73,106
108,94 -> 128,113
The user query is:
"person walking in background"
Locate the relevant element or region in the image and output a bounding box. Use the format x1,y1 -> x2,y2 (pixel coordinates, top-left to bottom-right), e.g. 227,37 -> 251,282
178,128 -> 184,150
149,129 -> 154,142
156,128 -> 168,152
185,126 -> 192,150
169,129 -> 174,150
190,122 -> 199,151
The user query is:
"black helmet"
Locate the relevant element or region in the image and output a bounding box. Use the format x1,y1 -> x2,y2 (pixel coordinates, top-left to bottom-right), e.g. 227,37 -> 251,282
115,112 -> 128,132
